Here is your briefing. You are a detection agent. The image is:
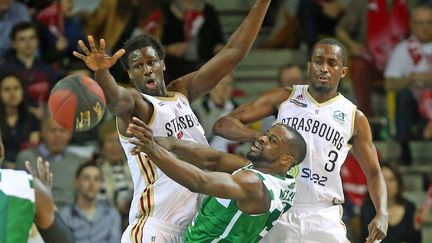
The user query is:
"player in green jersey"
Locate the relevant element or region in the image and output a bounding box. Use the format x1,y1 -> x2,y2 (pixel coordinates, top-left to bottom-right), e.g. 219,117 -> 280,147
0,130 -> 73,243
126,117 -> 307,242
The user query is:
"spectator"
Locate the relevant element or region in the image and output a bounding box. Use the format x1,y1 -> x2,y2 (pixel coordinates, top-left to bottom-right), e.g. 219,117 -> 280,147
93,120 -> 132,227
15,115 -> 85,208
36,0 -> 86,68
336,0 -> 416,116
259,0 -> 301,49
60,162 -> 122,243
161,0 -> 225,83
340,153 -> 368,242
0,0 -> 30,57
192,73 -> 238,152
299,0 -> 351,50
261,63 -> 306,132
84,0 -> 163,84
384,4 -> 432,164
277,63 -> 306,87
0,22 -> 65,119
360,163 -> 421,243
0,72 -> 39,168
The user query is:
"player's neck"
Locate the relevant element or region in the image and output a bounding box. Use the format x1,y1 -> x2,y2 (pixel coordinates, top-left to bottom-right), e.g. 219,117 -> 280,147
307,87 -> 338,103
253,164 -> 286,177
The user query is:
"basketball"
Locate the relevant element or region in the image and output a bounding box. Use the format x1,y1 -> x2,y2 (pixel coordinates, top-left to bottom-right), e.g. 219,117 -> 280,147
48,75 -> 106,132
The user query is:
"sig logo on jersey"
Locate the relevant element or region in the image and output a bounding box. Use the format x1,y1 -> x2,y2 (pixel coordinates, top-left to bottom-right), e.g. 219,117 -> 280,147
288,165 -> 300,177
333,110 -> 347,124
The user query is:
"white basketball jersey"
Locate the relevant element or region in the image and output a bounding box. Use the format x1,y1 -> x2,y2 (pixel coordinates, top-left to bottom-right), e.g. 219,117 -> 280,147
118,92 -> 208,241
276,85 -> 356,204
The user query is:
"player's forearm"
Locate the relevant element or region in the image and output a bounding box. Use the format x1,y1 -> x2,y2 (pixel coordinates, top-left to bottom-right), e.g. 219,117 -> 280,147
147,144 -> 211,192
213,116 -> 260,142
367,172 -> 388,217
222,0 -> 271,62
94,70 -> 134,114
167,139 -> 224,170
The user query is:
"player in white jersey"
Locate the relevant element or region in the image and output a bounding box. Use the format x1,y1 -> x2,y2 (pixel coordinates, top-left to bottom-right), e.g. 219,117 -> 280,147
73,0 -> 272,242
214,38 -> 389,243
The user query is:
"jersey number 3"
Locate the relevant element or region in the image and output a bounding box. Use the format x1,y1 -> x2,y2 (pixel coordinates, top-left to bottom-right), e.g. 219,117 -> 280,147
324,150 -> 338,172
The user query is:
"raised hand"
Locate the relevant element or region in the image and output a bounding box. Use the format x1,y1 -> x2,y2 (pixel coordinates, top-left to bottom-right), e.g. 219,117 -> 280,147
127,117 -> 156,155
73,35 -> 125,71
25,157 -> 53,190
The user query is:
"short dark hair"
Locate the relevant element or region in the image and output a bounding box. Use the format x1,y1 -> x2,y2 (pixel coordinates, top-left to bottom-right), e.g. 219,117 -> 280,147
310,38 -> 347,65
276,123 -> 307,165
120,34 -> 166,70
10,22 -> 39,41
75,162 -> 100,178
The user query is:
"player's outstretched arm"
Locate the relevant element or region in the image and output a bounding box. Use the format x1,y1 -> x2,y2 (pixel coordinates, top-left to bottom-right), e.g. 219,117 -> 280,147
351,110 -> 388,243
73,35 -> 135,117
213,87 -> 290,141
126,117 -> 266,208
25,158 -> 74,243
169,0 -> 272,102
131,135 -> 249,173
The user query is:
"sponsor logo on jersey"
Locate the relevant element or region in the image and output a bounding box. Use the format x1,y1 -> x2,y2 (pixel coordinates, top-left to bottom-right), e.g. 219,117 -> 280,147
295,94 -> 305,100
288,165 -> 300,177
333,110 -> 347,124
158,102 -> 166,106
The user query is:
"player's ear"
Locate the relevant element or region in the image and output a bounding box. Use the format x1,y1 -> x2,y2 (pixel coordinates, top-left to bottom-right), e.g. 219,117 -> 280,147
341,66 -> 348,78
281,154 -> 294,166
161,60 -> 166,71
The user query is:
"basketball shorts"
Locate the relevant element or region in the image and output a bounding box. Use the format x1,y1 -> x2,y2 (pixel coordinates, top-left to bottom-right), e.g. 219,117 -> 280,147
261,202 -> 349,243
121,217 -> 187,243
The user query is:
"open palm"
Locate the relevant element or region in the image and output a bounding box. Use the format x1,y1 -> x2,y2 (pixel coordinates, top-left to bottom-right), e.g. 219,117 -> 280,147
73,35 -> 125,71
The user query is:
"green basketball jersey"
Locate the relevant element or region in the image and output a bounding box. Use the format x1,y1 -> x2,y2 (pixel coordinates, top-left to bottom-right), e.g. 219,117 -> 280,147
0,169 -> 35,243
185,165 -> 296,242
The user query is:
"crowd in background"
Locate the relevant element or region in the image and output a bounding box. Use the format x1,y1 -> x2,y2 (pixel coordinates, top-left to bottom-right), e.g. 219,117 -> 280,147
1,0 -> 432,242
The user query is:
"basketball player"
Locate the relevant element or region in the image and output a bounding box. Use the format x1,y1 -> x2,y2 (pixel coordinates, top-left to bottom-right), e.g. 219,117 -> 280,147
126,117 -> 306,242
0,130 -> 73,243
213,38 -> 389,243
73,0 -> 272,242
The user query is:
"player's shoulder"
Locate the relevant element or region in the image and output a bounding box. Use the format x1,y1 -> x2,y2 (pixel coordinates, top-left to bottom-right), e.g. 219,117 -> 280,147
233,169 -> 263,186
259,87 -> 292,102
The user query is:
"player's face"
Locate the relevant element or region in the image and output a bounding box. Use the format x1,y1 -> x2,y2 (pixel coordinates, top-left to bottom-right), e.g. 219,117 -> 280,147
0,76 -> 23,107
128,46 -> 167,97
247,125 -> 290,165
75,166 -> 101,201
307,44 -> 347,93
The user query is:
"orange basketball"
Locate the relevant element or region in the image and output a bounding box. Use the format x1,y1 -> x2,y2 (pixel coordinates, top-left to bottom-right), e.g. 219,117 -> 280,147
48,75 -> 106,132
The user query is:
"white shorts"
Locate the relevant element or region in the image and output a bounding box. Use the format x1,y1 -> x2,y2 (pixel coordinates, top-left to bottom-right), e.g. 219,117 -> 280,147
261,202 -> 349,243
121,217 -> 187,243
